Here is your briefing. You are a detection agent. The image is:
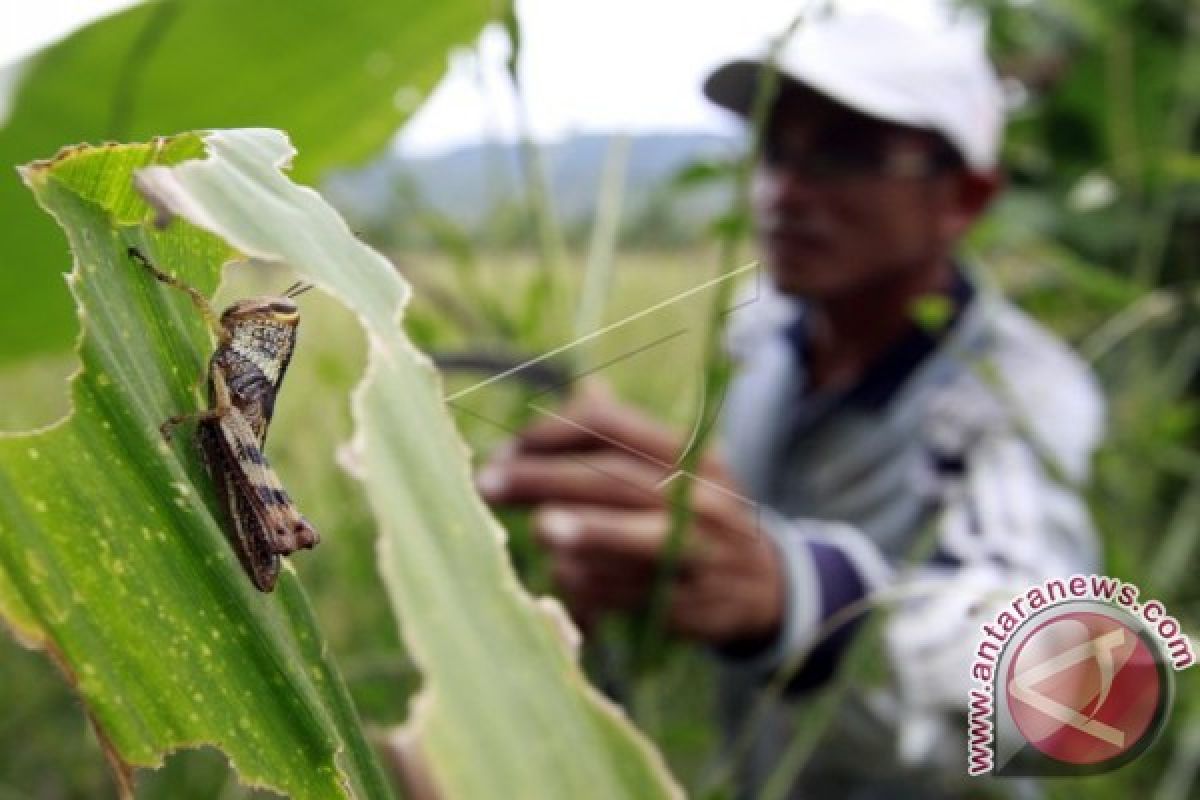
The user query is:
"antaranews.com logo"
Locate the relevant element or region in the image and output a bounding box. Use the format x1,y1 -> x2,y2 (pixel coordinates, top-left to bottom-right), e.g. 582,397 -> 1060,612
968,574 -> 1194,777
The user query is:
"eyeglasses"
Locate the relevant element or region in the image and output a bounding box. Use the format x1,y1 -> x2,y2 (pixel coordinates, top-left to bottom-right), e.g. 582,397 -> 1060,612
761,124 -> 961,181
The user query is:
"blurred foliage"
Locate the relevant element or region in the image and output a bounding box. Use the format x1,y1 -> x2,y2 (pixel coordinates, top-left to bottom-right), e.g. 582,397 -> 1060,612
973,2 -> 1200,795
985,0 -> 1199,286
391,1 -> 1200,797
0,0 -> 493,365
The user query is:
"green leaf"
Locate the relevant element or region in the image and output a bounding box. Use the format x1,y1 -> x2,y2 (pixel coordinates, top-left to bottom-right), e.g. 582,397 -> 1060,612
133,128 -> 681,800
908,294 -> 954,334
1,127 -> 680,798
0,137 -> 393,797
669,158 -> 737,191
0,0 -> 493,364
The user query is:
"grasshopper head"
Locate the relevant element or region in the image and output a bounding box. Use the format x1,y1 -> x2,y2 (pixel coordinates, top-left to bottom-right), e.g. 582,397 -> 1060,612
220,296 -> 301,327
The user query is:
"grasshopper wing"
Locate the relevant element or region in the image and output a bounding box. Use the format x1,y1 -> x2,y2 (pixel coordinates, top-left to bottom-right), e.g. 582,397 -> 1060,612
208,406 -> 319,558
197,420 -> 282,592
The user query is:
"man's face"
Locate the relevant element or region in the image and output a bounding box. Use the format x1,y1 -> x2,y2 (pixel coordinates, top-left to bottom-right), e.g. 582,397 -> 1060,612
752,87 -> 965,299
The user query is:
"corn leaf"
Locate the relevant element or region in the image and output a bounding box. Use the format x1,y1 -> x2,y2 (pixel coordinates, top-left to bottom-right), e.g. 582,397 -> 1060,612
134,128 -> 681,799
0,0 -> 493,364
1,128 -> 680,799
0,135 -> 393,798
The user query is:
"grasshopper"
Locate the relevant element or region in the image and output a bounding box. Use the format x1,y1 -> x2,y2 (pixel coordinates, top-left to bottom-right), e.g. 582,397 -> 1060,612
129,247 -> 318,592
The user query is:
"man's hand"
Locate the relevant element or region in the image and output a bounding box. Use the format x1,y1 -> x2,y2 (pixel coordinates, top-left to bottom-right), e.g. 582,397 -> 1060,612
476,383 -> 785,646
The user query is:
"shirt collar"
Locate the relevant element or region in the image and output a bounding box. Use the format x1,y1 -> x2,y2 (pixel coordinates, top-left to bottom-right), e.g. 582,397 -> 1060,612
780,267 -> 976,411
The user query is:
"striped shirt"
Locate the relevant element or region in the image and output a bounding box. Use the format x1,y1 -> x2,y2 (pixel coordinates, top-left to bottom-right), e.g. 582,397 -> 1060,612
716,268 -> 1104,798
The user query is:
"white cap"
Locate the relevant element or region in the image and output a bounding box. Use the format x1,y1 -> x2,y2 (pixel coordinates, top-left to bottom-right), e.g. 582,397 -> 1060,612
704,10 -> 1005,171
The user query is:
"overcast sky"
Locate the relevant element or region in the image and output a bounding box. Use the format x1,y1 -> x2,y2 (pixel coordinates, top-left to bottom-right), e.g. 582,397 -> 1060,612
2,0 -> 137,67
398,0 -> 967,155
396,0 -> 802,154
5,0 -> 959,155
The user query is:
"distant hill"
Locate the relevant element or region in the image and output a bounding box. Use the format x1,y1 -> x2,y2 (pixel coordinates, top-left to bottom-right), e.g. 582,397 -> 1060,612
323,131 -> 740,243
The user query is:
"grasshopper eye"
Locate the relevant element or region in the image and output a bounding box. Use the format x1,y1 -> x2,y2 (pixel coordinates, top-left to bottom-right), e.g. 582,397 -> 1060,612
268,300 -> 298,317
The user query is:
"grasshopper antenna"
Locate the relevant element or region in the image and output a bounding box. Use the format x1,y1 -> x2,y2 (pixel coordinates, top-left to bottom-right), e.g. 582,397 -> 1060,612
284,282 -> 315,299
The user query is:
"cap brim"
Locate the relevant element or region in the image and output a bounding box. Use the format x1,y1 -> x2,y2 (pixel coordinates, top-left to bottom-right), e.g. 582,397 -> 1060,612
705,57 -> 906,126
703,59 -> 768,118
703,59 -> 849,121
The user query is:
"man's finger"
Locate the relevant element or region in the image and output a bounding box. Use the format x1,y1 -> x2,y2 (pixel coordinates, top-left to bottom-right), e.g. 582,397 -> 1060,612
687,477 -> 763,535
534,505 -> 681,563
518,391 -> 685,466
551,551 -> 657,588
477,452 -> 666,507
550,558 -> 652,611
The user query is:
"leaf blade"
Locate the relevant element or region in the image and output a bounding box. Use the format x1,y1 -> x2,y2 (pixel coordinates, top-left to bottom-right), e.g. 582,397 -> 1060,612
0,0 -> 492,364
136,127 -> 683,800
0,135 -> 393,799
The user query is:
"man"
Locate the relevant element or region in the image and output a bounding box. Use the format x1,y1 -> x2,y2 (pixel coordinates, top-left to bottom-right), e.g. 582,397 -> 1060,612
477,10 -> 1103,798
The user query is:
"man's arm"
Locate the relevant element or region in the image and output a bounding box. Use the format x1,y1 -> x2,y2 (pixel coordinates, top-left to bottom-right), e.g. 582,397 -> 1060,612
475,382 -> 787,643
476,380 -> 1099,714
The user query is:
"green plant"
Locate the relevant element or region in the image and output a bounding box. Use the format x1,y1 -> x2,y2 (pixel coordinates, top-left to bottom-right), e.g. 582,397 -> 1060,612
0,129 -> 681,799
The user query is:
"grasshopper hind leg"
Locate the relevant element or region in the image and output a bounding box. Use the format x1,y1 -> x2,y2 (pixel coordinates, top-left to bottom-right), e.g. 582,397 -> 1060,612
127,246 -> 230,345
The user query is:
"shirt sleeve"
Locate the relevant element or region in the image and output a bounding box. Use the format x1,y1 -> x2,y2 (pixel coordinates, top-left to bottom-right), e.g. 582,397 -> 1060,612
716,424 -> 1101,764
